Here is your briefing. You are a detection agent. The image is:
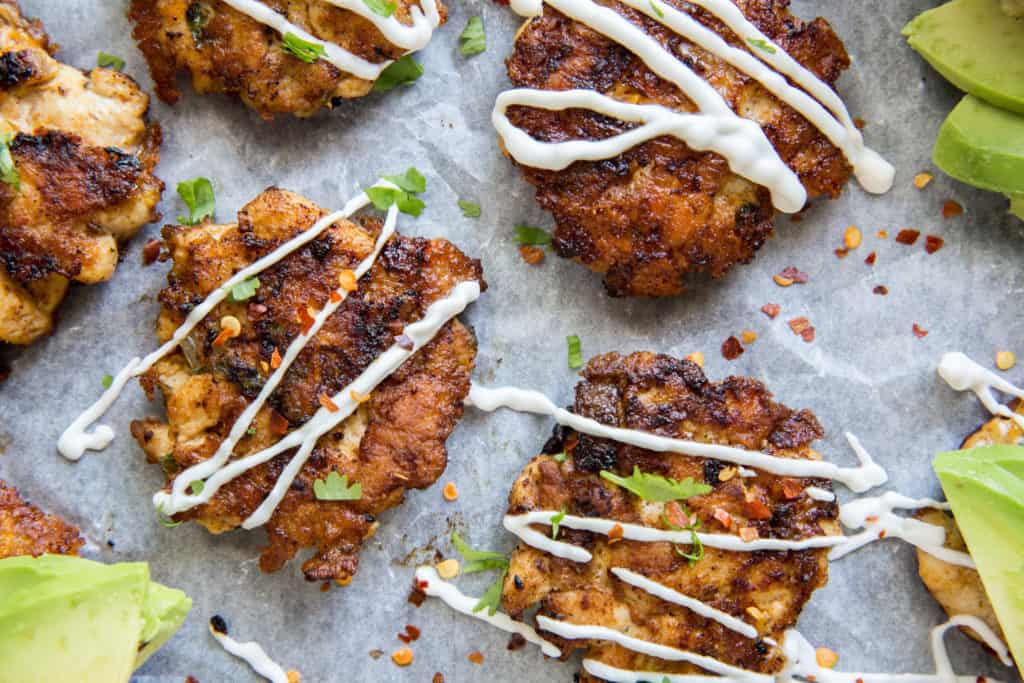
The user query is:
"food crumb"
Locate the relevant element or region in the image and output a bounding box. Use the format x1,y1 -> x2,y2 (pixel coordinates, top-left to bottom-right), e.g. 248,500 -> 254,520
320,581 -> 331,593
391,648 -> 414,667
895,229 -> 921,245
865,251 -> 877,266
834,248 -> 849,259
722,336 -> 745,360
686,351 -> 705,368
925,235 -> 945,254
433,674 -> 445,683
398,624 -> 422,644
740,330 -> 758,344
761,303 -> 780,319
369,650 -> 384,660
142,238 -> 162,265
996,351 -> 1016,371
877,230 -> 888,239
779,266 -> 809,284
942,200 -> 964,219
519,245 -> 545,265
468,651 -> 484,665
843,226 -> 862,249
872,286 -> 889,296
912,324 -> 929,339
913,172 -> 933,189
788,317 -> 810,335
436,558 -> 460,579
773,274 -> 794,287
816,647 -> 839,669
442,481 -> 458,502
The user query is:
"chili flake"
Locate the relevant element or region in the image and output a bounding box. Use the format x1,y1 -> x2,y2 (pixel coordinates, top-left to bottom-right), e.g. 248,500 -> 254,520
925,235 -> 945,254
319,393 -> 339,413
834,248 -> 849,259
608,523 -> 625,544
865,251 -> 877,266
271,347 -> 282,369
442,481 -> 459,501
338,269 -> 358,292
745,499 -> 772,520
519,245 -> 545,265
873,286 -> 889,296
843,226 -> 862,249
773,274 -> 794,287
722,336 -> 744,360
782,480 -> 803,500
665,501 -> 688,528
297,305 -> 316,334
713,508 -> 732,528
467,652 -> 484,665
996,351 -> 1016,371
778,266 -> 809,284
895,229 -> 920,245
942,200 -> 964,219
329,291 -> 342,303
816,647 -> 839,669
913,173 -> 933,189
398,625 -> 421,643
788,317 -> 811,335
142,238 -> 162,264
433,675 -> 446,683
912,323 -> 928,339
740,329 -> 758,344
270,410 -> 290,436
801,327 -> 816,343
761,303 -> 780,319
391,648 -> 414,667
877,230 -> 888,239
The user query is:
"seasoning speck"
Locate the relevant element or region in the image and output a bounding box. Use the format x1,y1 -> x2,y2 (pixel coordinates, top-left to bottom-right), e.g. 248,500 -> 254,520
761,303 -> 780,319
996,351 -> 1016,371
913,173 -> 933,189
865,251 -> 877,266
843,226 -> 862,249
209,615 -> 228,635
468,651 -> 484,665
895,229 -> 920,245
519,245 -> 545,265
433,674 -> 446,683
816,647 -> 839,669
722,336 -> 744,361
740,330 -> 758,344
442,481 -> 458,501
924,235 -> 944,254
912,324 -> 928,339
942,200 -> 964,219
872,286 -> 888,296
391,648 -> 413,667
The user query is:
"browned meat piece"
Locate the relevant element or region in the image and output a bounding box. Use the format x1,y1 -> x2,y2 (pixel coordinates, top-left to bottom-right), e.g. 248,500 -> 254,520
131,188 -> 485,582
505,0 -> 854,296
0,479 -> 83,559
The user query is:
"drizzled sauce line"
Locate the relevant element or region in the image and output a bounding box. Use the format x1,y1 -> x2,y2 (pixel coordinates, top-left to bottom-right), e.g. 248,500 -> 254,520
211,627 -> 290,683
939,352 -> 1024,431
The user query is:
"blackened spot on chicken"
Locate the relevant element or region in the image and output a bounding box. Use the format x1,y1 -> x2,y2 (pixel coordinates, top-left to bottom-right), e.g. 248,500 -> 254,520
0,50 -> 37,88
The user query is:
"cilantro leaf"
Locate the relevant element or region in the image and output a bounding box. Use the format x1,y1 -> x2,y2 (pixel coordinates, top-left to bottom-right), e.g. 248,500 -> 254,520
383,167 -> 426,194
97,52 -> 125,71
458,200 -> 481,218
0,132 -> 19,190
513,225 -> 551,246
552,452 -> 567,463
451,531 -> 507,569
567,334 -> 584,370
365,187 -> 424,217
746,37 -> 776,54
282,32 -> 326,63
155,503 -> 181,528
187,480 -> 204,495
229,277 -> 260,302
363,0 -> 396,17
395,192 -> 425,216
472,567 -> 508,616
101,374 -> 114,389
600,466 -> 712,502
186,2 -> 212,43
459,16 -> 486,56
373,55 -> 423,92
550,509 -> 566,539
649,0 -> 664,18
176,177 -> 215,225
313,471 -> 363,501
663,512 -> 704,565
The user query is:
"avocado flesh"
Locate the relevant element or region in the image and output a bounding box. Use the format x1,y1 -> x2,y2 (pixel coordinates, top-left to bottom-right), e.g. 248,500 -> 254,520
0,555 -> 192,682
904,0 -> 1024,115
934,445 -> 1024,676
934,95 -> 1024,215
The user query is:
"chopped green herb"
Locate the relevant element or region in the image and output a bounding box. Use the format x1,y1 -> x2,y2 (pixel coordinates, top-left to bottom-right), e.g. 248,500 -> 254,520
187,480 -> 204,495
513,225 -> 551,246
366,169 -> 426,217
0,132 -> 19,190
459,16 -> 486,56
155,503 -> 181,528
186,1 -> 212,43
552,452 -> 568,464
649,0 -> 664,18
313,471 -> 363,501
395,192 -> 425,216
451,531 -> 508,573
97,52 -> 125,71
746,37 -> 776,54
472,567 -> 508,616
458,200 -> 481,218
176,177 -> 215,225
600,466 -> 712,502
282,32 -> 326,63
550,509 -> 566,539
363,0 -> 396,17
383,167 -> 427,194
373,55 -> 423,92
101,374 -> 114,389
246,427 -> 257,437
663,512 -> 704,565
228,277 -> 260,302
567,335 -> 584,370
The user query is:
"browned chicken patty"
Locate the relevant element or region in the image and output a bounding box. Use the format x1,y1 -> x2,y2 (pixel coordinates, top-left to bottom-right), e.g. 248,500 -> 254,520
0,479 -> 83,559
129,0 -> 447,118
131,188 -> 485,582
0,0 -> 163,346
505,0 -> 854,297
915,400 -> 1024,653
501,352 -> 840,680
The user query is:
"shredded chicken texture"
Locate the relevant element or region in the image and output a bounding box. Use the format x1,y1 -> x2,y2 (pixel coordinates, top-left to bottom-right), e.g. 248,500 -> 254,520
501,352 -> 840,680
0,0 -> 162,346
131,188 -> 484,582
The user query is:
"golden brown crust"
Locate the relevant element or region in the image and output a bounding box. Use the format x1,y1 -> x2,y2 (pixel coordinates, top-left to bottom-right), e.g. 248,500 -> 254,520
505,0 -> 853,297
0,479 -> 83,559
131,188 -> 485,582
502,352 -> 839,678
129,0 -> 447,118
0,0 -> 163,345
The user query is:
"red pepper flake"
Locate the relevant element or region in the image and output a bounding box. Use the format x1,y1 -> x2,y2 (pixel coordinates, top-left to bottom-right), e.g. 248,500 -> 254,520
269,410 -> 290,436
878,530 -> 887,539
912,323 -> 928,339
319,394 -> 339,412
467,652 -> 484,665
297,305 -> 316,335
745,499 -> 772,520
895,229 -> 920,245
519,245 -> 545,265
779,266 -> 809,284
142,238 -> 162,265
270,347 -> 282,369
942,200 -> 963,219
665,501 -> 688,528
713,508 -> 732,529
212,328 -> 233,348
398,624 -> 421,643
408,580 -> 427,606
873,286 -> 889,296
781,480 -> 803,500
507,633 -> 527,651
834,248 -> 849,259
801,327 -> 816,343
877,230 -> 888,239
854,117 -> 866,130
329,291 -> 342,303
761,303 -> 780,320
722,336 -> 745,361
924,235 -> 944,254
396,334 -> 414,351
564,432 -> 580,453
608,523 -> 625,544
865,251 -> 877,266
788,317 -> 811,335
433,675 -> 446,683
320,581 -> 331,593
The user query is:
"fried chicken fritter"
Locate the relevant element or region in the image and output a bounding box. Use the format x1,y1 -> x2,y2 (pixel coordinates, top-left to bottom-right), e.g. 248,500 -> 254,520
131,188 -> 485,582
501,352 -> 840,680
915,401 -> 1023,652
505,0 -> 854,297
129,0 -> 447,118
0,479 -> 83,559
0,0 -> 163,345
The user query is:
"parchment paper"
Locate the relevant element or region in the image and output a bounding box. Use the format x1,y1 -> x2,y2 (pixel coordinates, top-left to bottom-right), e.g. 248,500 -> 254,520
1,1 -> 1022,681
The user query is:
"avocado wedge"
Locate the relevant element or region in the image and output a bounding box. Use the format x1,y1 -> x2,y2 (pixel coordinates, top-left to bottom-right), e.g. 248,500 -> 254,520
935,445 -> 1024,676
0,555 -> 191,683
904,0 -> 1024,115
934,95 -> 1024,217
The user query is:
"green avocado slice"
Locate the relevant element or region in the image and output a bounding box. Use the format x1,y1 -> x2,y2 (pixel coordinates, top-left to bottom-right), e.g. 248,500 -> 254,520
136,579 -> 192,669
935,445 -> 1024,676
904,0 -> 1024,114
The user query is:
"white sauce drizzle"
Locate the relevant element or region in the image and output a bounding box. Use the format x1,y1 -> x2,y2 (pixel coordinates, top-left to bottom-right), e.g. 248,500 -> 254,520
211,628 -> 290,683
804,486 -> 836,502
583,660 -> 743,683
413,567 -> 562,658
494,0 -> 893,212
537,616 -> 772,682
466,384 -> 888,492
503,510 -> 845,563
830,492 -> 975,568
610,567 -> 758,639
216,0 -> 441,81
938,352 -> 1024,431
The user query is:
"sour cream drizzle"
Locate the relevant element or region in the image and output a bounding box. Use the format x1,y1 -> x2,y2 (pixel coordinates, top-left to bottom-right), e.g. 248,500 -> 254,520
938,352 -> 1024,431
217,0 -> 440,80
494,0 -> 893,212
211,627 -> 290,683
466,384 -> 888,492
